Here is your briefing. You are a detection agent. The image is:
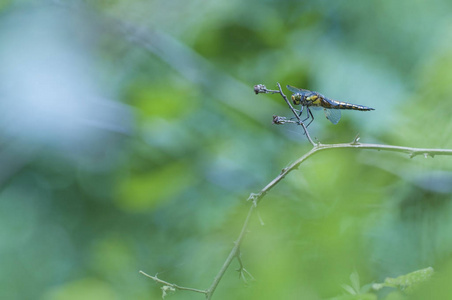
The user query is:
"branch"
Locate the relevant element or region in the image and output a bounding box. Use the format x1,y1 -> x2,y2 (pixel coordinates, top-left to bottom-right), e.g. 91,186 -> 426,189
204,204 -> 255,299
140,205 -> 255,299
255,83 -> 316,146
315,141 -> 452,158
139,271 -> 208,296
141,84 -> 452,299
140,138 -> 452,299
249,139 -> 452,208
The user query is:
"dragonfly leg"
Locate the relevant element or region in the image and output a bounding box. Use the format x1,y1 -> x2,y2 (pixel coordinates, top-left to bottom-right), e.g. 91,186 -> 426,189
304,108 -> 314,128
289,106 -> 304,121
300,106 -> 310,123
298,106 -> 304,117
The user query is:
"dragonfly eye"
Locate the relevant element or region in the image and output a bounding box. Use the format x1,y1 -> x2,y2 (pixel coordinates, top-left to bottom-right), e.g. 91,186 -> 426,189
291,94 -> 301,105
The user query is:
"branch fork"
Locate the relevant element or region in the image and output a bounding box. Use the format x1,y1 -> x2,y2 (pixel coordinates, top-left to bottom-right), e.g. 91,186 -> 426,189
141,83 -> 452,299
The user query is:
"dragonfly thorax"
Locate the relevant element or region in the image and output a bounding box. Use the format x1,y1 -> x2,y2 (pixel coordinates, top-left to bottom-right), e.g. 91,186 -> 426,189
291,93 -> 321,107
291,94 -> 302,105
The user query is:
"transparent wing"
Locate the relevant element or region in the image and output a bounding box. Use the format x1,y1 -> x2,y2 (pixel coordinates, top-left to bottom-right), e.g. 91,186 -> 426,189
286,85 -> 302,94
287,85 -> 310,94
324,108 -> 341,124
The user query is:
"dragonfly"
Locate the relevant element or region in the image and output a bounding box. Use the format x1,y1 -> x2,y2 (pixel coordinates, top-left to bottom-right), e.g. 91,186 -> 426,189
286,85 -> 375,127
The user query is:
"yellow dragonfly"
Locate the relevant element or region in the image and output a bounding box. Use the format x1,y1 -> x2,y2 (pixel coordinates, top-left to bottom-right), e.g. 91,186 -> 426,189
287,85 -> 375,127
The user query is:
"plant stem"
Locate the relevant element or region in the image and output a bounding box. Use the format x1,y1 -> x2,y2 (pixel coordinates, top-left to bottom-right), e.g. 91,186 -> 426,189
140,84 -> 452,299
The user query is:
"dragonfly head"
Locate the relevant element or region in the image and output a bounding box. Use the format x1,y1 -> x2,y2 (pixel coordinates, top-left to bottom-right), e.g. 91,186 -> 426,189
291,94 -> 302,105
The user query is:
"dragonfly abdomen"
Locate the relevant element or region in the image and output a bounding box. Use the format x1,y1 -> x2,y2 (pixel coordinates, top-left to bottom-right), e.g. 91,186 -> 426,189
331,101 -> 374,111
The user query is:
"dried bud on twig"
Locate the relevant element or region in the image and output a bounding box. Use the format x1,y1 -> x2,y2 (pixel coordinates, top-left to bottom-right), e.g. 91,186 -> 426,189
254,84 -> 268,94
272,115 -> 287,125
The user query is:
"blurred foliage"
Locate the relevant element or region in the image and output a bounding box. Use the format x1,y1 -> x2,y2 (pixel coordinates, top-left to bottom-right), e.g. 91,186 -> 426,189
0,0 -> 452,299
373,267 -> 434,294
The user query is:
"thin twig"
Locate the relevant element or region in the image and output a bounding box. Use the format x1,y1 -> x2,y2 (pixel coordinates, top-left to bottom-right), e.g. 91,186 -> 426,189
203,140 -> 452,297
275,83 -> 302,122
140,139 -> 452,298
236,250 -> 255,284
275,82 -> 316,146
252,141 -> 452,206
205,204 -> 255,299
141,84 -> 452,299
255,83 -> 316,146
139,271 -> 208,295
315,142 -> 452,158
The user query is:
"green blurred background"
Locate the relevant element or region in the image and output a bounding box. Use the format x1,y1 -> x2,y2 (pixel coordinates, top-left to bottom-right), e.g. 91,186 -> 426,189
1,0 -> 452,299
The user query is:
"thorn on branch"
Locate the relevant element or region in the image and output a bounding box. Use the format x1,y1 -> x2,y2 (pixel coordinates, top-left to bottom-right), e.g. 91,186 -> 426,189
239,267 -> 256,285
351,133 -> 361,145
247,193 -> 260,206
236,251 -> 256,285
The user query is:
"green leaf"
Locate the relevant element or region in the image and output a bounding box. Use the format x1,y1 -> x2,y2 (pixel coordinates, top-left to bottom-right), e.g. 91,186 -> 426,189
342,284 -> 357,295
373,267 -> 434,293
350,270 -> 361,293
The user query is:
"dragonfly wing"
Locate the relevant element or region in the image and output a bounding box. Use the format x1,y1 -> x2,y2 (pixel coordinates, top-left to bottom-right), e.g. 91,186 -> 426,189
286,85 -> 302,94
324,108 -> 341,124
287,85 -> 311,94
